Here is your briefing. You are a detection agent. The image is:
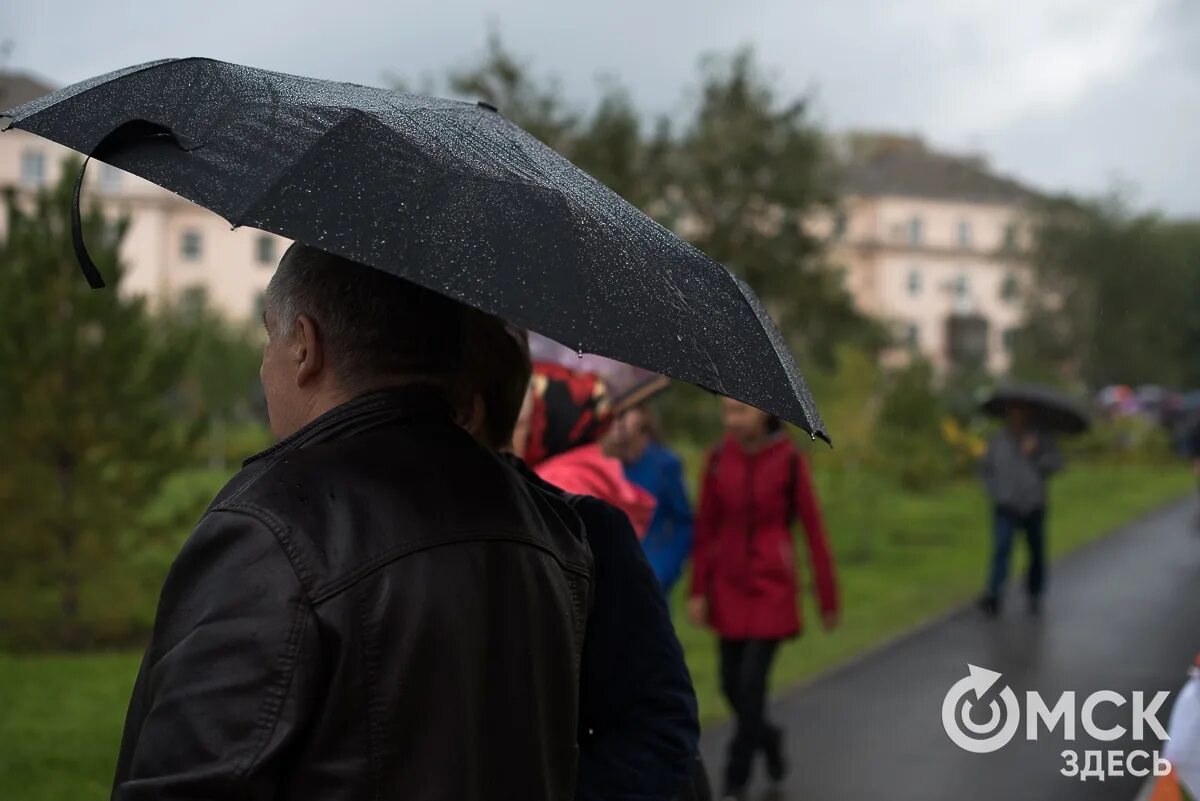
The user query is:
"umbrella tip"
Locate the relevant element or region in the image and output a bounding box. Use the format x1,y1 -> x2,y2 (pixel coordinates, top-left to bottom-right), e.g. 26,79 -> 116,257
476,100 -> 499,113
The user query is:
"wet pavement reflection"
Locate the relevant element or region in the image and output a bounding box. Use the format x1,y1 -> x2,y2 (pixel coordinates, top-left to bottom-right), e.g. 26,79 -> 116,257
699,500 -> 1200,801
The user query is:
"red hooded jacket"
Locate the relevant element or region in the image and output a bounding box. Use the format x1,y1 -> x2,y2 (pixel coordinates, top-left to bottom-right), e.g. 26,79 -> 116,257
690,434 -> 839,640
536,443 -> 657,539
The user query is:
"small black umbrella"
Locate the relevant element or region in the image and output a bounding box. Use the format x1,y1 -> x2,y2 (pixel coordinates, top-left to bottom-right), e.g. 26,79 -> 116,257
1,58 -> 827,440
981,383 -> 1091,435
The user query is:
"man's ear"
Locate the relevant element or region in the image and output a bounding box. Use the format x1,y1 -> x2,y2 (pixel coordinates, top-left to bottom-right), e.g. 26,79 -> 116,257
293,314 -> 324,387
461,393 -> 486,442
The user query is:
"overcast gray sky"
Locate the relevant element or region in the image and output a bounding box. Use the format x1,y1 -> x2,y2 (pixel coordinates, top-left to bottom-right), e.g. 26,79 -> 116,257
4,0 -> 1198,216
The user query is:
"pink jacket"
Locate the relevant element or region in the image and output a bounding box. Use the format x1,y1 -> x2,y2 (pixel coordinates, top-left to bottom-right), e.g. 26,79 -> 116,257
536,443 -> 657,539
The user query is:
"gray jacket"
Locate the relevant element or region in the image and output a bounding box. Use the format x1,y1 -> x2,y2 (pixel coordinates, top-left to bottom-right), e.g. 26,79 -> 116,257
981,429 -> 1063,516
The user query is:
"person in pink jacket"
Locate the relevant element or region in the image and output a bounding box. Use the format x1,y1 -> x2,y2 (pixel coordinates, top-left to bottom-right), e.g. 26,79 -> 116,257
518,361 -> 657,539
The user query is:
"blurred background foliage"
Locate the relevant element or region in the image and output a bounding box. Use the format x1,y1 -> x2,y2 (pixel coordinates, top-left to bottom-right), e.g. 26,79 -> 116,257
0,35 -> 1193,653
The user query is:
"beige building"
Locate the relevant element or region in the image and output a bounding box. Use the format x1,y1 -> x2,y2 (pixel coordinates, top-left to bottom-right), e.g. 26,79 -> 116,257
1,71 -> 287,321
4,74 -> 1035,373
827,134 -> 1036,374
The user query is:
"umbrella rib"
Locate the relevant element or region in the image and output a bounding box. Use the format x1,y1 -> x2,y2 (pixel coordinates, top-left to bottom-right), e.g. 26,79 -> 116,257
664,277 -> 727,395
400,107 -> 574,194
430,106 -> 557,190
4,58 -> 178,120
729,273 -> 823,435
232,108 -> 368,225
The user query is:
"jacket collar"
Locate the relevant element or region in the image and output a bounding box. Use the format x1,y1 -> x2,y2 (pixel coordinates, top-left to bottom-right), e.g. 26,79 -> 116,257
244,384 -> 454,467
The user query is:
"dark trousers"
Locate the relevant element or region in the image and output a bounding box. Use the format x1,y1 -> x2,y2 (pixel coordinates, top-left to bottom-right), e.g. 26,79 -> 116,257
672,757 -> 713,801
986,506 -> 1047,602
718,638 -> 781,792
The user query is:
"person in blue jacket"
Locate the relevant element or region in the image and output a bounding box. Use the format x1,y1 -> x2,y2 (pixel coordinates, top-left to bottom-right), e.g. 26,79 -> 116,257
607,405 -> 696,594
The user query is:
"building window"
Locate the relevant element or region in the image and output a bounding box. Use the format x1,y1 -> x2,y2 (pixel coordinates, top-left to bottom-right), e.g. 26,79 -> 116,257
946,314 -> 990,368
256,235 -> 276,265
1000,273 -> 1020,302
906,267 -> 922,296
953,274 -> 969,299
908,216 -> 923,246
180,230 -> 203,261
1003,222 -> 1019,251
98,163 -> 122,191
832,212 -> 847,240
100,217 -> 123,246
20,150 -> 46,187
178,286 -> 207,321
957,219 -> 972,249
1002,327 -> 1018,353
905,322 -> 920,350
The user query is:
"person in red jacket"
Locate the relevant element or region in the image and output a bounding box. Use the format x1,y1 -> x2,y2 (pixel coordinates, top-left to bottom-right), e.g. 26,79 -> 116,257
519,361 -> 659,538
688,398 -> 839,800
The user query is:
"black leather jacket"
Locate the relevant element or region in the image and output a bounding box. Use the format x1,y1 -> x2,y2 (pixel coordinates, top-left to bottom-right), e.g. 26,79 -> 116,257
112,388 -> 594,800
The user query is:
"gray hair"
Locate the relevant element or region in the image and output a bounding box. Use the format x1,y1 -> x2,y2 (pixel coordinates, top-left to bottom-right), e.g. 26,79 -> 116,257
264,242 -> 466,392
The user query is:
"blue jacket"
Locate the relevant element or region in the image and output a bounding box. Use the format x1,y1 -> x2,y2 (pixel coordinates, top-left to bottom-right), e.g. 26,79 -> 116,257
624,442 -> 695,594
510,456 -> 700,801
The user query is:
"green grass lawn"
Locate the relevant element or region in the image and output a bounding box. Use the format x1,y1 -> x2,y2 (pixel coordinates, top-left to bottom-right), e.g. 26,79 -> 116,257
0,463 -> 1191,799
674,462 -> 1195,722
0,652 -> 138,800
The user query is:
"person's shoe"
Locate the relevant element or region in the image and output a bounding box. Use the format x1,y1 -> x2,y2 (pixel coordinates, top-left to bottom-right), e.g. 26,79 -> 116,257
765,729 -> 787,783
720,788 -> 746,801
978,595 -> 1000,618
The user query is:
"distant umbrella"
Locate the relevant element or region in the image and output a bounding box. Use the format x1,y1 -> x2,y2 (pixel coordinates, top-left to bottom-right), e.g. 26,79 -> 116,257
1,57 -> 827,440
527,332 -> 669,413
981,383 -> 1090,435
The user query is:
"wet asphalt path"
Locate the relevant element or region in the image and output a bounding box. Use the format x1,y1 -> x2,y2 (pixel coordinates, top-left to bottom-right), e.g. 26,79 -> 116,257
699,498 -> 1200,801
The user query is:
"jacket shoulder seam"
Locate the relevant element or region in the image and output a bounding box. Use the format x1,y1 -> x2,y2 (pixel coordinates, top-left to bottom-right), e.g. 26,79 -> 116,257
211,502 -> 317,595
233,598 -> 313,780
309,529 -> 592,604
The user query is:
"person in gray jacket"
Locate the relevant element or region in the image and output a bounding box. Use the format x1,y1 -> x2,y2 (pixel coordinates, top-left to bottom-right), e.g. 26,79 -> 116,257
979,402 -> 1063,617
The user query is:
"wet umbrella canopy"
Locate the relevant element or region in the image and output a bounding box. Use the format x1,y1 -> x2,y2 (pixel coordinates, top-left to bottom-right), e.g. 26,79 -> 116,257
1,57 -> 827,440
981,383 -> 1091,435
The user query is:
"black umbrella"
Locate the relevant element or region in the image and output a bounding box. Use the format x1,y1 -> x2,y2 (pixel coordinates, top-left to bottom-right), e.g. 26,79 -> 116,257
981,383 -> 1091,435
1,57 -> 827,440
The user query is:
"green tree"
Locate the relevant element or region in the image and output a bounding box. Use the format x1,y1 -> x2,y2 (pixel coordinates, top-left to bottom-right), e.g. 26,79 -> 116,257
160,288 -> 266,468
804,345 -> 883,559
873,359 -> 955,492
441,36 -> 883,438
448,30 -> 580,154
660,49 -> 883,371
0,160 -> 191,647
1014,194 -> 1200,389
446,32 -> 662,208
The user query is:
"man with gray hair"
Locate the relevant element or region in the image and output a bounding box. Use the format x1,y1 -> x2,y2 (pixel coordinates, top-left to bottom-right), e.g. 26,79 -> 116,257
111,242 -> 594,800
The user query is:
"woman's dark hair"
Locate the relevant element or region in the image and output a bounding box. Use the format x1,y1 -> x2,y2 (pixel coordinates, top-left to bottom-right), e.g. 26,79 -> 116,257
765,414 -> 784,434
457,308 -> 532,451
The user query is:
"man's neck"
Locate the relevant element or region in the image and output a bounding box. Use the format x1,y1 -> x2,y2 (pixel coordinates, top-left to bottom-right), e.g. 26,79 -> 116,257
298,387 -> 356,431
307,377 -> 450,426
